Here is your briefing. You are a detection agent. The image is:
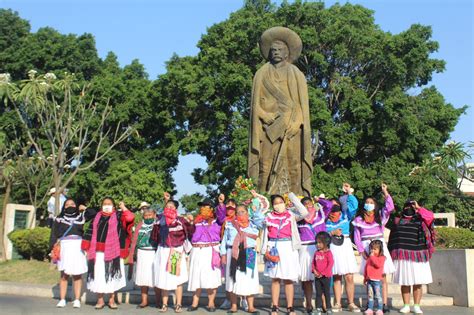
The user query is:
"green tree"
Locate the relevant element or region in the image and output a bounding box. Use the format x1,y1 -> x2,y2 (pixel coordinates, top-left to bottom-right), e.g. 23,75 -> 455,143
0,71 -> 134,214
88,159 -> 166,208
70,53 -> 179,202
0,11 -> 183,222
179,193 -> 204,214
0,9 -> 101,80
154,1 -> 466,220
409,142 -> 474,229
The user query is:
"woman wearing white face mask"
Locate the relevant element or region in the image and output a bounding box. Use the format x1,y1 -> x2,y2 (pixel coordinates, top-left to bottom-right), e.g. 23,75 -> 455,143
352,184 -> 395,313
261,192 -> 308,315
81,197 -> 135,309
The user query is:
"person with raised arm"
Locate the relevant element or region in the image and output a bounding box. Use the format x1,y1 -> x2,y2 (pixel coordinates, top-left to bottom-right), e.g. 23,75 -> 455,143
187,194 -> 226,312
151,192 -> 195,313
326,183 -> 361,313
262,192 -> 308,315
81,198 -> 134,310
352,183 -> 395,313
388,200 -> 435,315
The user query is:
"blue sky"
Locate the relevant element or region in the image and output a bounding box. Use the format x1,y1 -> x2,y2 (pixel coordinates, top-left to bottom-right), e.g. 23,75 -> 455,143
1,0 -> 472,199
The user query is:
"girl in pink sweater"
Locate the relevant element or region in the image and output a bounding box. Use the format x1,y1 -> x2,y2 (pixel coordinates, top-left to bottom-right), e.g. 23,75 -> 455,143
364,240 -> 386,315
312,231 -> 334,315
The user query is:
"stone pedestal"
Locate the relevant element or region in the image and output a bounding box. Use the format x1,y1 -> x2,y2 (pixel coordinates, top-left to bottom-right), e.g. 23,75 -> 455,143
3,203 -> 36,260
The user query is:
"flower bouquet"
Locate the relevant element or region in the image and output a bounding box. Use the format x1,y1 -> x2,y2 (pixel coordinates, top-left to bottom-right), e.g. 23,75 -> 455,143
228,176 -> 256,205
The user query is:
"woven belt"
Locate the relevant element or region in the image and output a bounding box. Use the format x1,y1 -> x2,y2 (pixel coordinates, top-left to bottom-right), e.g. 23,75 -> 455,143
192,242 -> 219,248
62,235 -> 82,240
362,236 -> 382,241
269,237 -> 291,241
226,245 -> 255,249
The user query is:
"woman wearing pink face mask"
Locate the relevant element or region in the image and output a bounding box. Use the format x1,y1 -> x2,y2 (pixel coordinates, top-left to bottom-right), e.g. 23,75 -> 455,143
297,195 -> 333,314
262,192 -> 308,315
81,197 -> 135,309
151,192 -> 195,313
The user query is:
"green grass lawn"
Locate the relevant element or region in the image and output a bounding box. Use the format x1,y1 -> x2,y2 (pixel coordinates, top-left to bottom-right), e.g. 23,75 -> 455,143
0,259 -> 58,285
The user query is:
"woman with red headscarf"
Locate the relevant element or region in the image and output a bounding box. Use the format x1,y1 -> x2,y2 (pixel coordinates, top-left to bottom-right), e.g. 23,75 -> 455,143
151,192 -> 195,313
186,194 -> 226,312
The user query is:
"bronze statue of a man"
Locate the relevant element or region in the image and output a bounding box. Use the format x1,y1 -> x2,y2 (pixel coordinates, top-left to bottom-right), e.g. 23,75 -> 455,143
248,27 -> 312,196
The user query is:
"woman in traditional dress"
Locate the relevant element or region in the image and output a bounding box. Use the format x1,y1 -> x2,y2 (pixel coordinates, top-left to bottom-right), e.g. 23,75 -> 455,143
151,193 -> 195,313
353,184 -> 395,313
388,200 -> 435,315
81,197 -> 134,309
262,192 -> 308,315
187,195 -> 226,312
221,190 -> 267,314
50,198 -> 88,308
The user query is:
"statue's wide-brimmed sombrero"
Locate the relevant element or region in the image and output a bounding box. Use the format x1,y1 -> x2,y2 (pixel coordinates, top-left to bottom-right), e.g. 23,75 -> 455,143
259,26 -> 302,63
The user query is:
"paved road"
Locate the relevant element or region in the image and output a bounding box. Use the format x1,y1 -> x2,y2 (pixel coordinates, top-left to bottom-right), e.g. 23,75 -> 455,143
1,295 -> 473,315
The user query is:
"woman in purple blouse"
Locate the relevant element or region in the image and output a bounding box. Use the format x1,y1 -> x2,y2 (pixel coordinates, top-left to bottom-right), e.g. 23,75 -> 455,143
352,183 -> 395,313
187,195 -> 226,312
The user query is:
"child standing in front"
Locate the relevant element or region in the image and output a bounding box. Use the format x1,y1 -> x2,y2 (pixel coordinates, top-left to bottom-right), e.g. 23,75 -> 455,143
364,240 -> 386,315
312,231 -> 334,315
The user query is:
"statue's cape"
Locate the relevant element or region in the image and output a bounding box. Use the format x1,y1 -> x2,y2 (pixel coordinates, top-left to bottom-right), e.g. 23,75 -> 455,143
248,62 -> 313,196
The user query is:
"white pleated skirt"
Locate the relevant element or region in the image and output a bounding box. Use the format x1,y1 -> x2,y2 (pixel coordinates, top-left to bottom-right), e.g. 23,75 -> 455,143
299,244 -> 316,282
135,249 -> 156,287
359,238 -> 395,275
392,259 -> 433,286
58,238 -> 88,276
224,248 -> 260,296
264,240 -> 300,282
188,245 -> 222,291
87,252 -> 126,293
153,246 -> 188,291
330,237 -> 359,275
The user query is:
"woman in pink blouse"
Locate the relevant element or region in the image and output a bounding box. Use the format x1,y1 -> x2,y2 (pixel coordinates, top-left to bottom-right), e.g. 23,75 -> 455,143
262,193 -> 308,315
352,183 -> 395,313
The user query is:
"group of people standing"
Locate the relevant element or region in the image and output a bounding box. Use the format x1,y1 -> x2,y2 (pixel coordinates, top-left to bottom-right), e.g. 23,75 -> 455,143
49,182 -> 435,315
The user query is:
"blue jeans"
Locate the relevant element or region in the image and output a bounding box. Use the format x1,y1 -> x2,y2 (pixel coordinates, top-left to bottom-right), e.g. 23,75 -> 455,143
367,280 -> 382,311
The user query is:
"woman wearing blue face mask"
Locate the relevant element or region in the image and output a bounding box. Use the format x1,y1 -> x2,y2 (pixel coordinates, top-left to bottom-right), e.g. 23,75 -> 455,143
352,183 -> 395,313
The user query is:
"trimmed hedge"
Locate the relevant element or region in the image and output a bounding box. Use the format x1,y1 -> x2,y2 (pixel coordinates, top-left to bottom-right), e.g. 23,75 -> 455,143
436,227 -> 474,249
8,227 -> 51,260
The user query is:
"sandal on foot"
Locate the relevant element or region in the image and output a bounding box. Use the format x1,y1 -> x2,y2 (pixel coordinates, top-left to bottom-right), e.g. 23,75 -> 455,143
137,304 -> 148,309
95,303 -> 105,310
207,306 -> 217,312
108,303 -> 118,310
159,305 -> 168,313
175,304 -> 183,313
348,303 -> 361,313
187,306 -> 198,312
271,305 -> 279,315
286,307 -> 295,315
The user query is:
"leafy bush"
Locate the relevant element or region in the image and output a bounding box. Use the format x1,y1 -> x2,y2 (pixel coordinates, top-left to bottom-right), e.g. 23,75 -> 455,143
8,227 -> 51,260
436,227 -> 474,249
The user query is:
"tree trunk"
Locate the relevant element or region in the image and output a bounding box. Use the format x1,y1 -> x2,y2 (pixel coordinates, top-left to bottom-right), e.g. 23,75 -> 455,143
53,172 -> 61,216
1,181 -> 12,261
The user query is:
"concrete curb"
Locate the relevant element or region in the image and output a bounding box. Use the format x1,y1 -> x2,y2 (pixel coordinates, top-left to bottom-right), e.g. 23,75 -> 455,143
0,280 -> 454,308
0,281 -> 57,299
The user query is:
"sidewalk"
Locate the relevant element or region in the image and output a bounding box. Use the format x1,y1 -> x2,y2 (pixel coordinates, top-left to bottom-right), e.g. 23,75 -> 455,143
1,295 -> 473,315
